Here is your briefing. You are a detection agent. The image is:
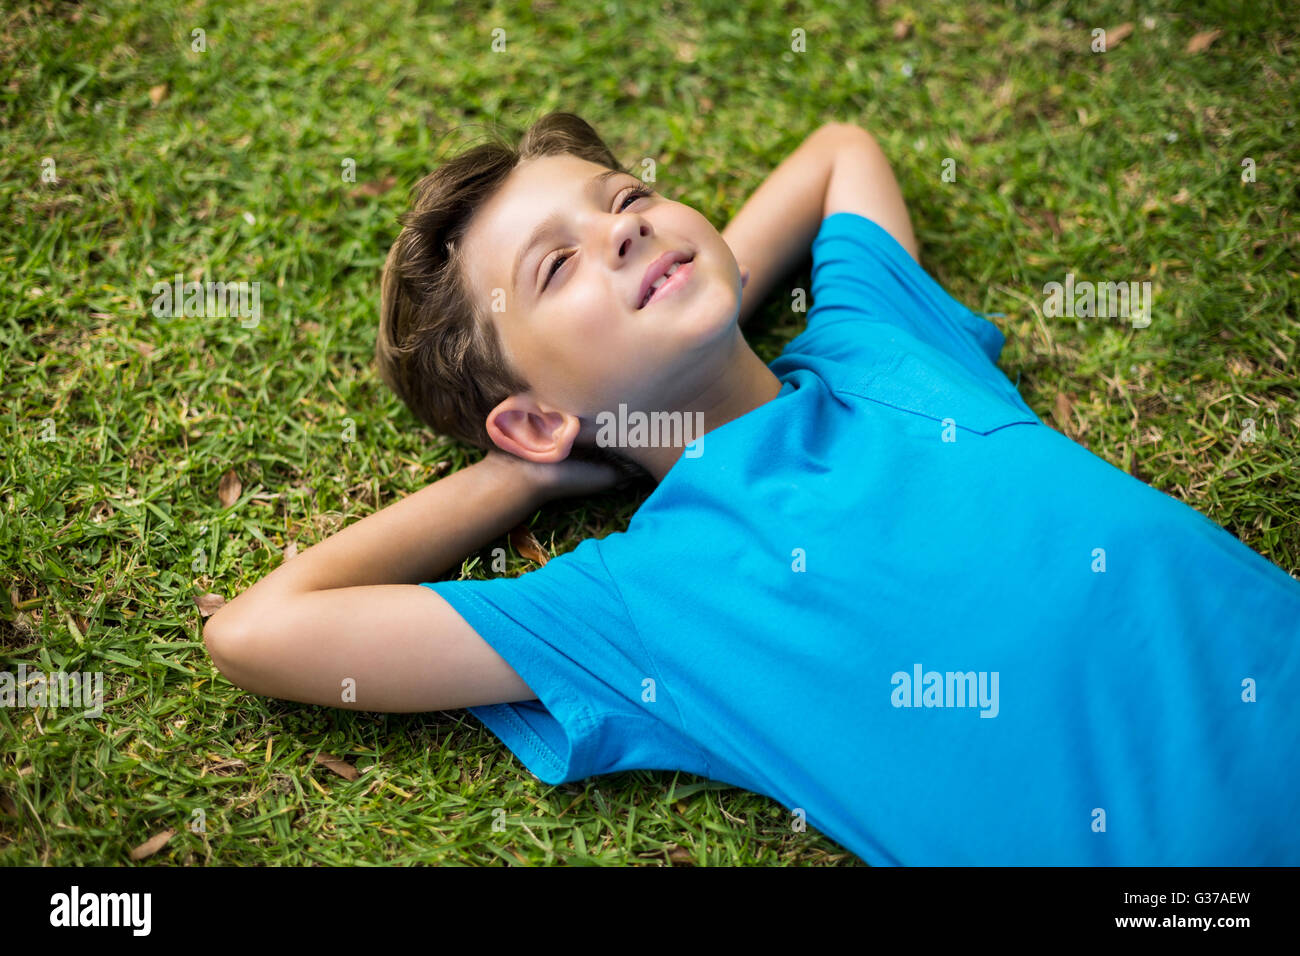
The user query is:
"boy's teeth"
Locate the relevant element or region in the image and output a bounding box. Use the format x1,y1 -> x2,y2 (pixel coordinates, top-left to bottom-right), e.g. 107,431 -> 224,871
644,260 -> 685,306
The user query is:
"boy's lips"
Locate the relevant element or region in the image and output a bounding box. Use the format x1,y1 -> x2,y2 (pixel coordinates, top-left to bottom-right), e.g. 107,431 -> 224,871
640,258 -> 695,309
637,250 -> 694,310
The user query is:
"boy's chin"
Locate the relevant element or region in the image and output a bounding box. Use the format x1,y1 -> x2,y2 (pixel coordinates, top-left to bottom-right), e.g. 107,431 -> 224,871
655,294 -> 741,343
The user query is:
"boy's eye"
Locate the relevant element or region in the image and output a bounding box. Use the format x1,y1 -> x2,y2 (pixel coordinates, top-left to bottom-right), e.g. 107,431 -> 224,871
618,185 -> 653,210
541,184 -> 654,290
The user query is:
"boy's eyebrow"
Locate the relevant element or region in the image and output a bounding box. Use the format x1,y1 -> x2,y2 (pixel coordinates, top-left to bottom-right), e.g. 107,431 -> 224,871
512,168 -> 629,297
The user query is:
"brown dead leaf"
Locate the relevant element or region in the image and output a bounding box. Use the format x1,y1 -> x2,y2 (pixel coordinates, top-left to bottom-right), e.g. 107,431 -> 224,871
314,753 -> 360,781
129,828 -> 176,860
204,756 -> 247,773
148,84 -> 169,106
1186,29 -> 1221,54
353,176 -> 396,198
892,19 -> 912,40
132,341 -> 156,359
218,468 -> 241,508
194,593 -> 226,617
1127,447 -> 1145,483
668,846 -> 694,864
1053,392 -> 1076,435
1105,22 -> 1134,48
509,525 -> 550,566
1040,208 -> 1061,240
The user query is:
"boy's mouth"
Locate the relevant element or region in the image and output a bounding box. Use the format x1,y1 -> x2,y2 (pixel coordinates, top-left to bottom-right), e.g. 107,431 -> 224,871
638,253 -> 695,309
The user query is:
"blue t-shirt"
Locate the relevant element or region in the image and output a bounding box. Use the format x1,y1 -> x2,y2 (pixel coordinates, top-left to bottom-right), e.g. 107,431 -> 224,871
423,212 -> 1300,866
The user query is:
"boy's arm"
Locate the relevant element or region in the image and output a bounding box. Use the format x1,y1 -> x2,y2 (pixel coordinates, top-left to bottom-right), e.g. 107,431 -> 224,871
202,452 -> 614,712
821,123 -> 919,261
721,122 -> 919,328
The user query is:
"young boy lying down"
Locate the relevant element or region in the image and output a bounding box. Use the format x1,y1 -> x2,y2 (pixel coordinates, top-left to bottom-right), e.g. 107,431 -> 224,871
203,112 -> 1300,866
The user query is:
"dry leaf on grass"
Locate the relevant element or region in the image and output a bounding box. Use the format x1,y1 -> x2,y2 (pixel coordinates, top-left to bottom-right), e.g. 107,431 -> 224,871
194,593 -> 226,617
130,828 -> 176,860
1186,29 -> 1222,54
1053,392 -> 1076,436
148,84 -> 168,106
510,525 -> 550,566
1105,22 -> 1134,48
1040,209 -> 1062,240
314,753 -> 359,781
892,19 -> 912,40
218,468 -> 241,508
1127,448 -> 1145,483
353,176 -> 396,198
204,757 -> 246,773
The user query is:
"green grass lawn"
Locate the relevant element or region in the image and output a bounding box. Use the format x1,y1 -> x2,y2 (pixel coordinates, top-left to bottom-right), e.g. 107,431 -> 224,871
2,0 -> 1296,865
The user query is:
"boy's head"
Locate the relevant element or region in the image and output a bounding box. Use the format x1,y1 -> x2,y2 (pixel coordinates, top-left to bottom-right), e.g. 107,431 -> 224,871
376,111 -> 745,470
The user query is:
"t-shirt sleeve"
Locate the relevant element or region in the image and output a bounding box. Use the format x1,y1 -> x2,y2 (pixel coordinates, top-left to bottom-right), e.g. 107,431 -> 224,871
783,212 -> 1019,401
420,536 -> 712,785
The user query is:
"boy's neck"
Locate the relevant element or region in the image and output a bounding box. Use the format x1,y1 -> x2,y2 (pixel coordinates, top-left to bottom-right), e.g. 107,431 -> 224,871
628,333 -> 783,483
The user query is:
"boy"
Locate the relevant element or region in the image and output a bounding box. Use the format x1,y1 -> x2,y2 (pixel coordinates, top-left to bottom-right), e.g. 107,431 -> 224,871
204,112 -> 1300,866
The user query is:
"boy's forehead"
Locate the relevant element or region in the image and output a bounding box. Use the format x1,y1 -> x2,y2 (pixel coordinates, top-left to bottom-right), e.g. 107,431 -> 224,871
465,154 -> 609,291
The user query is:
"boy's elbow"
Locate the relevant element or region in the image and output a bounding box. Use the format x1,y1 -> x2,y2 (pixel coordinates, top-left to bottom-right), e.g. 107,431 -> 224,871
819,120 -> 876,143
819,120 -> 859,136
203,610 -> 251,686
818,122 -> 886,164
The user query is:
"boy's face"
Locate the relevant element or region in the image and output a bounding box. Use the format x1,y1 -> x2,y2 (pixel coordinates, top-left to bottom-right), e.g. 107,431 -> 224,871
461,153 -> 744,454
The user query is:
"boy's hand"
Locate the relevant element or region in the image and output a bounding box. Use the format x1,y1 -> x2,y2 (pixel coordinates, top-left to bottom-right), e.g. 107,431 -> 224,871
480,448 -> 623,504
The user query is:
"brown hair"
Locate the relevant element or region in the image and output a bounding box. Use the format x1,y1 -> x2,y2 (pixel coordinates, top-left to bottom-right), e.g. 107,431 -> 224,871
376,111 -> 640,475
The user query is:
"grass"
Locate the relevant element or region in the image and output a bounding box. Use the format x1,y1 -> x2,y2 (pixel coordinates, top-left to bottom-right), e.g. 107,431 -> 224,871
1,0 -> 1296,865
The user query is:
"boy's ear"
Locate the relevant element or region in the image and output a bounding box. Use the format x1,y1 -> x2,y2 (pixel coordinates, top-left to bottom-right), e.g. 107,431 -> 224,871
485,394 -> 580,464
